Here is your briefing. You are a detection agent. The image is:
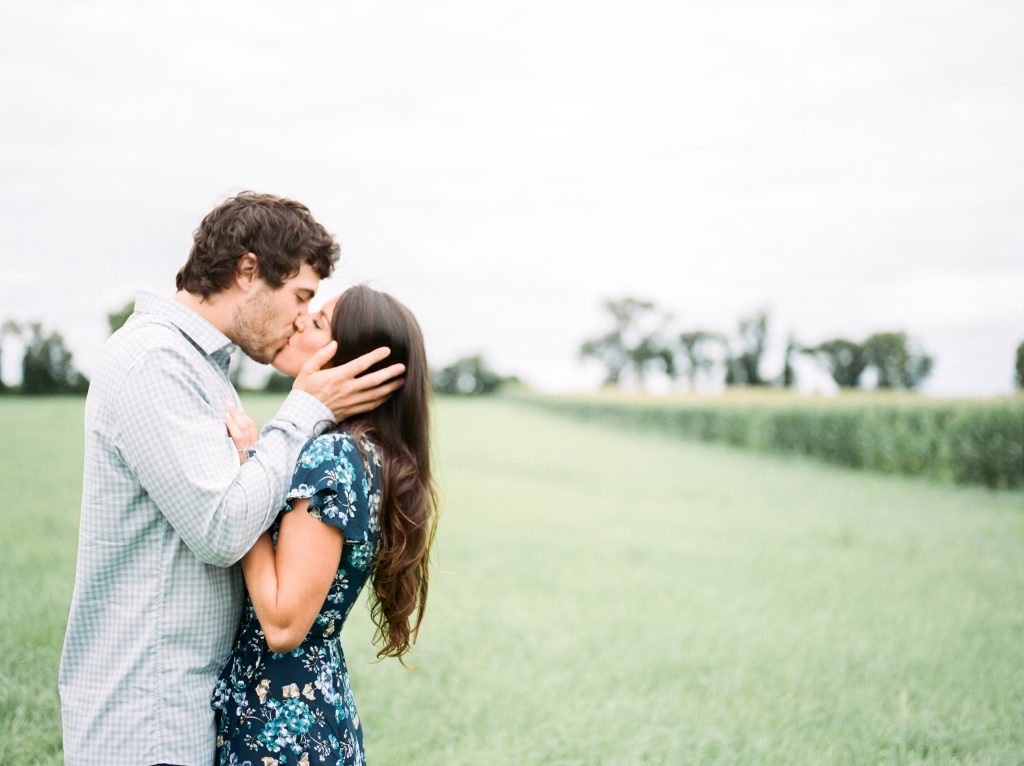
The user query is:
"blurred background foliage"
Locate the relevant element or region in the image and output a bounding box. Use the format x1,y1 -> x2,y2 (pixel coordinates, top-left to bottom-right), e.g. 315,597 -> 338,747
2,295 -> 1020,491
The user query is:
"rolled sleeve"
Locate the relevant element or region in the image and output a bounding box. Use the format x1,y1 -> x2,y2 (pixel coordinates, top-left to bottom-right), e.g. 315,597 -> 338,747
269,389 -> 336,436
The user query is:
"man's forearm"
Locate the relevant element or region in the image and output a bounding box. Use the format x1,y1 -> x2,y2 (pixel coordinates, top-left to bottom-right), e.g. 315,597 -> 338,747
185,392 -> 334,567
117,349 -> 335,568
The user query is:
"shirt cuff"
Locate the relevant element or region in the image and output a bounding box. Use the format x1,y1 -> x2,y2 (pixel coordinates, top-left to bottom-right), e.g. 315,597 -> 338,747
272,390 -> 337,435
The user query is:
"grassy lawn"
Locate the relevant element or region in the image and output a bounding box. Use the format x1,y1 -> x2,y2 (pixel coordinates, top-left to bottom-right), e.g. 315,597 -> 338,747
1,395 -> 1023,764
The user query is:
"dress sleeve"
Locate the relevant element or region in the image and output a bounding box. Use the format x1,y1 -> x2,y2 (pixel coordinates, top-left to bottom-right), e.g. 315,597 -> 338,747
282,432 -> 372,541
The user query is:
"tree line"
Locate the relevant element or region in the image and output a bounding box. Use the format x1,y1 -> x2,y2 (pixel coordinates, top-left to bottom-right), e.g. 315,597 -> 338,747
578,297 -> 1016,392
2,297 -> 1023,395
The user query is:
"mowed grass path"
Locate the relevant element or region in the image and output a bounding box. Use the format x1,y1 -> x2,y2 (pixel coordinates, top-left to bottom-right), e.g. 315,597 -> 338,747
1,395 -> 1022,765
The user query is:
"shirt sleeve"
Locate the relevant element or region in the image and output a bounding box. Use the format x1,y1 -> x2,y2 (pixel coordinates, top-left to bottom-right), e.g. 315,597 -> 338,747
113,345 -> 336,567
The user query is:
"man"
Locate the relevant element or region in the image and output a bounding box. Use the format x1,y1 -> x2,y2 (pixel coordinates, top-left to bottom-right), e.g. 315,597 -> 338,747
58,192 -> 404,766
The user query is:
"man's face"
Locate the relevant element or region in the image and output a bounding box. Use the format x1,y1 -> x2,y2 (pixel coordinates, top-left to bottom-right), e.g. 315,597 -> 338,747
232,262 -> 319,364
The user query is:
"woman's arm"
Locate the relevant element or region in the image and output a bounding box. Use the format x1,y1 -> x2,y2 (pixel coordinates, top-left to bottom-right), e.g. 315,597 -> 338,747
227,407 -> 344,653
241,499 -> 344,653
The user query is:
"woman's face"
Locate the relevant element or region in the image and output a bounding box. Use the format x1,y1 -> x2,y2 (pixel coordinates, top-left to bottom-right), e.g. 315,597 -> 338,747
271,295 -> 338,376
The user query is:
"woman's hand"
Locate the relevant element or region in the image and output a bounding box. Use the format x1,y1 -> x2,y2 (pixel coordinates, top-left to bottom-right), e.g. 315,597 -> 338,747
225,405 -> 260,464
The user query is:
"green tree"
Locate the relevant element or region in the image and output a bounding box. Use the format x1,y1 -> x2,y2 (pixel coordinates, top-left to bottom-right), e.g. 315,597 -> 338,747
265,371 -> 295,392
723,340 -> 739,386
107,299 -> 135,335
630,339 -> 673,385
674,330 -> 718,389
777,335 -> 800,389
725,311 -> 769,386
629,320 -> 677,386
580,332 -> 630,386
804,338 -> 867,388
432,354 -> 511,396
863,331 -> 933,389
580,298 -> 672,387
1015,341 -> 1024,389
0,320 -> 21,392
21,322 -> 89,394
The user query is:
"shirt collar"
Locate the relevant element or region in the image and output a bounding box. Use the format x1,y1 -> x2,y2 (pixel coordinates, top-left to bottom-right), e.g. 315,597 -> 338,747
134,291 -> 237,358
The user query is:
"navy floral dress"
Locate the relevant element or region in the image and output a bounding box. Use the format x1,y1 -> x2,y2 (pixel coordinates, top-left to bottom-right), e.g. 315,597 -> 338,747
212,430 -> 383,766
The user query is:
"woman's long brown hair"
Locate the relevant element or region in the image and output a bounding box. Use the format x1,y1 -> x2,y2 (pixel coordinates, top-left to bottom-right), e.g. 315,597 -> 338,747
326,285 -> 438,662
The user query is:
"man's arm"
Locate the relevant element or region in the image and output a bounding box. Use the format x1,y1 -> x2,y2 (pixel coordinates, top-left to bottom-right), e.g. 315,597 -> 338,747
114,346 -> 329,567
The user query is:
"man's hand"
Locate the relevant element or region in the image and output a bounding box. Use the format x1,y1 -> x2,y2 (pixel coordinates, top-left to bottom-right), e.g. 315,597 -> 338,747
292,341 -> 405,421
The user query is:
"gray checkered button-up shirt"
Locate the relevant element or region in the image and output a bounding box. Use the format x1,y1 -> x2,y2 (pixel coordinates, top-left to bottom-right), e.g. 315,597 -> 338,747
59,291 -> 334,766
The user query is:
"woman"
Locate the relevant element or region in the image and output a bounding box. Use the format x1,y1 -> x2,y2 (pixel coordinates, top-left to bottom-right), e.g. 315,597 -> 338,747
212,285 -> 438,766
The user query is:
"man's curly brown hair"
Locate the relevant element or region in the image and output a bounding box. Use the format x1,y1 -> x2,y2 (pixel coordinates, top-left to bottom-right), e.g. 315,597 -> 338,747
176,192 -> 340,298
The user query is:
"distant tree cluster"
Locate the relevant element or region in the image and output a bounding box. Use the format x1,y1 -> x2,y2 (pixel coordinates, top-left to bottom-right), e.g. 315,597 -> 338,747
0,320 -> 89,395
431,354 -> 519,396
579,297 -> 939,391
0,299 -> 132,396
804,332 -> 934,389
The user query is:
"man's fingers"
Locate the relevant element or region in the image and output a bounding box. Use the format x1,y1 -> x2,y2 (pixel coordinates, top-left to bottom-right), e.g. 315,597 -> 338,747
350,363 -> 406,391
336,346 -> 393,378
339,385 -> 404,419
370,376 -> 406,398
300,340 -> 338,375
345,377 -> 405,406
346,396 -> 392,417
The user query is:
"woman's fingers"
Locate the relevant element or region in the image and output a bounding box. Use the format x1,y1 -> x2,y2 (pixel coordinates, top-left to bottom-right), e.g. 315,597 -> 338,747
226,406 -> 259,447
225,409 -> 243,440
226,406 -> 260,464
243,413 -> 259,445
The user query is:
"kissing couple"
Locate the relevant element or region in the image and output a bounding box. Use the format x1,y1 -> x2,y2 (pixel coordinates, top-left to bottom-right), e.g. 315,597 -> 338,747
59,192 -> 439,766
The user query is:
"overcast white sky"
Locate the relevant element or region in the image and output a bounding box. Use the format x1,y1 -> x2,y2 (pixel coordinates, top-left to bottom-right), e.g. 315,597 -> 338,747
1,0 -> 1022,394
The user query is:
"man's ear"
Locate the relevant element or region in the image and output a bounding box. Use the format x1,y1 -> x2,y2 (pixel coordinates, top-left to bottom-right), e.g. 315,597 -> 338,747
236,253 -> 259,292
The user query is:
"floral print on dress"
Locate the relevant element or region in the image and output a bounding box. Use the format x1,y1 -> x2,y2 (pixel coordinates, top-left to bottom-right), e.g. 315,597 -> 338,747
213,430 -> 383,766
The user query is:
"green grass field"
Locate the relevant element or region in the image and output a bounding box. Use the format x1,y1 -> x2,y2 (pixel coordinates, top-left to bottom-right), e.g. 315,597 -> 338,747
1,395 -> 1023,765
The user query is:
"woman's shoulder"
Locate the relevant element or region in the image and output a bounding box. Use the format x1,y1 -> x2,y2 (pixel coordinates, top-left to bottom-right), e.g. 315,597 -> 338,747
351,431 -> 383,471
297,429 -> 382,472
295,432 -> 340,470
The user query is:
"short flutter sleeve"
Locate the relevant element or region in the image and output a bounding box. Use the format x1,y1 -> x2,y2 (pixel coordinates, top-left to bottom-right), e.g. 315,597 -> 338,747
282,432 -> 373,541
